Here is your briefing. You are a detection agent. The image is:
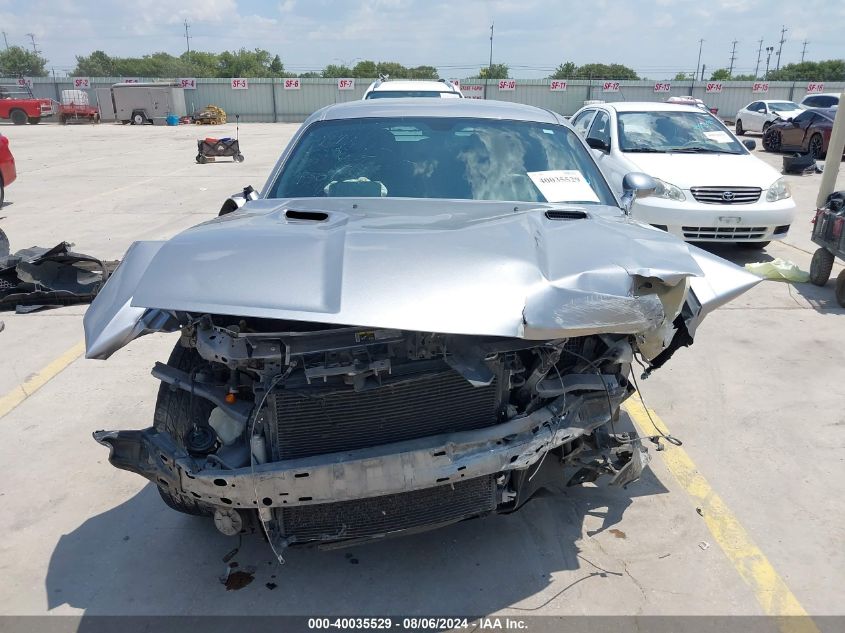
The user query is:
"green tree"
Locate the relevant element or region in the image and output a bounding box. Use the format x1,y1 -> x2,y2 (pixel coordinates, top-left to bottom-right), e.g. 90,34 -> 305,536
673,72 -> 693,80
322,64 -> 353,78
709,68 -> 731,80
352,60 -> 378,77
269,55 -> 284,74
0,45 -> 48,76
477,63 -> 509,79
732,73 -> 757,81
550,62 -> 577,79
575,63 -> 638,80
767,59 -> 845,81
300,71 -> 322,78
179,51 -> 220,77
407,65 -> 438,80
74,50 -> 116,76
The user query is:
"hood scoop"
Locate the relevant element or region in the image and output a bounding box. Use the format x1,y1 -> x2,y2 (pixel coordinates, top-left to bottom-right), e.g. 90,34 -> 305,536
545,209 -> 588,221
286,209 -> 329,222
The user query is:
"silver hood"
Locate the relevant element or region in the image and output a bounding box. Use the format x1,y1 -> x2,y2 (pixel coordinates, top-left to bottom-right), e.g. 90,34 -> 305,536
84,198 -> 759,359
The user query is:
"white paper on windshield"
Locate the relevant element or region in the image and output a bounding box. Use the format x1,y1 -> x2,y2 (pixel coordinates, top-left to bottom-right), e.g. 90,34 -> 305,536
527,170 -> 600,203
703,130 -> 733,144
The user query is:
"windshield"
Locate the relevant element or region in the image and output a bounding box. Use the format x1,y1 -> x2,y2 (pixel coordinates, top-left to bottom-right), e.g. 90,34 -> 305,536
366,91 -> 461,99
769,102 -> 800,112
269,117 -> 616,205
617,111 -> 745,154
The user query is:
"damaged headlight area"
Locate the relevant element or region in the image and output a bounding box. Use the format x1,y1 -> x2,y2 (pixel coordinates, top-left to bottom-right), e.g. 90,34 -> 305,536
94,316 -> 650,549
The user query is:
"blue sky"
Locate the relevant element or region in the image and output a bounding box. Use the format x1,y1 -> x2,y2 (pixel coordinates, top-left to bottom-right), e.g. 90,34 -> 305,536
0,0 -> 842,77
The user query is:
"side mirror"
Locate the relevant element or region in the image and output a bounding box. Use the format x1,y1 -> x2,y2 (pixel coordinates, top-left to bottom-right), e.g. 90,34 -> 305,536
219,184 -> 259,217
586,137 -> 610,152
742,139 -> 757,151
620,172 -> 656,215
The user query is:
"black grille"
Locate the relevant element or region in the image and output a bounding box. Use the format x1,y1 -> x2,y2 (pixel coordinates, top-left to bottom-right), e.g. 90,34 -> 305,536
690,186 -> 761,204
682,226 -> 767,240
279,476 -> 497,542
270,370 -> 499,460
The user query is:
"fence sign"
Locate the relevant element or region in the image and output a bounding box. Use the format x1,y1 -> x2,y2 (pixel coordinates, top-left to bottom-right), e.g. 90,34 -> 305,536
550,80 -> 568,91
806,82 -> 824,94
752,82 -> 769,93
231,78 -> 249,90
178,78 -> 197,89
498,79 -> 516,91
123,77 -> 140,83
602,81 -> 620,93
705,82 -> 723,93
16,77 -> 33,88
461,84 -> 484,99
653,82 -> 671,93
337,78 -> 355,90
283,78 -> 301,90
72,77 -> 91,89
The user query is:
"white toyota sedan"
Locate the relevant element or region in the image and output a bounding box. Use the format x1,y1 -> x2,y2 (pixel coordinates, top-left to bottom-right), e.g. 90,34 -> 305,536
734,100 -> 803,135
570,102 -> 796,247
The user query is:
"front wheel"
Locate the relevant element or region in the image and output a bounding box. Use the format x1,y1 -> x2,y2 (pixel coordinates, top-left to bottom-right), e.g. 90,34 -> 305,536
763,129 -> 782,153
762,121 -> 772,134
131,112 -> 146,125
735,120 -> 744,136
836,270 -> 845,308
196,154 -> 207,164
808,133 -> 825,160
809,248 -> 835,286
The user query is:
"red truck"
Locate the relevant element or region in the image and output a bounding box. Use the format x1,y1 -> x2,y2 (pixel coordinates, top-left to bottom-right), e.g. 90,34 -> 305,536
0,83 -> 55,125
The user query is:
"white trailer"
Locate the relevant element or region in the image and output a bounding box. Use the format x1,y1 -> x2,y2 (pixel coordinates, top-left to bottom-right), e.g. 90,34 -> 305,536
103,83 -> 187,125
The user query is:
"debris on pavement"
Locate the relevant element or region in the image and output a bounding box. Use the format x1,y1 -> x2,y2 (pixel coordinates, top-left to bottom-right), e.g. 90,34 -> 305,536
0,231 -> 118,312
699,541 -> 711,551
744,259 -> 811,283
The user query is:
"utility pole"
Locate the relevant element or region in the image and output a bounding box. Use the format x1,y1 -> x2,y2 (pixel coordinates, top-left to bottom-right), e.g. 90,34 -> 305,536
728,40 -> 738,78
754,38 -> 763,78
484,22 -> 493,99
1,31 -> 9,50
26,33 -> 39,55
765,46 -> 774,80
693,38 -> 704,91
800,39 -> 808,63
775,25 -> 787,70
700,64 -> 706,81
184,19 -> 191,62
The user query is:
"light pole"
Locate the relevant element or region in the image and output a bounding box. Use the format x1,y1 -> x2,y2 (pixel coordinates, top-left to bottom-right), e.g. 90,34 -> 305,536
765,46 -> 774,79
693,38 -> 704,93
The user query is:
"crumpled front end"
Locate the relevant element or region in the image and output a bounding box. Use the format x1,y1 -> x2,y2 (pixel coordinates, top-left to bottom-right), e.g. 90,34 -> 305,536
85,200 -> 760,548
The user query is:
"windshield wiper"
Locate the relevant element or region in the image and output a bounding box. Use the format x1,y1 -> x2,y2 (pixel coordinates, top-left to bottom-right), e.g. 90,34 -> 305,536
671,146 -> 740,154
623,147 -> 666,153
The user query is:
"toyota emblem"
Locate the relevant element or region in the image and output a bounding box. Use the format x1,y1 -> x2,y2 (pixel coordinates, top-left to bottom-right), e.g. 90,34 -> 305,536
722,191 -> 735,201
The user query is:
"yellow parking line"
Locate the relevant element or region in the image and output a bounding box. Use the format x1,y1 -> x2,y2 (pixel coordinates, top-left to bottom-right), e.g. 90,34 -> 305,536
0,340 -> 85,420
624,394 -> 819,633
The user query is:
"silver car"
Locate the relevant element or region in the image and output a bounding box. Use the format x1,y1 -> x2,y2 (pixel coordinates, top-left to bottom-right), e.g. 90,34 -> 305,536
85,99 -> 758,551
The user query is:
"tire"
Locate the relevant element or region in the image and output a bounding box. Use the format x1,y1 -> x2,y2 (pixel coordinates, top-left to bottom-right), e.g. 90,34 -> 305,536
10,109 -> 27,125
153,343 -> 217,517
131,112 -> 146,125
808,133 -> 825,160
0,180 -> 4,208
745,241 -> 770,250
809,248 -> 835,286
735,120 -> 744,136
763,129 -> 782,153
836,270 -> 845,308
234,153 -> 244,163
59,114 -> 67,125
762,121 -> 771,134
197,154 -> 207,164
27,117 -> 40,125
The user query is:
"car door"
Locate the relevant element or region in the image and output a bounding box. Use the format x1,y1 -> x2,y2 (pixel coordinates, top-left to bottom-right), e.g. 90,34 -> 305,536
585,110 -> 625,192
781,111 -> 816,149
750,102 -> 767,132
571,109 -> 596,137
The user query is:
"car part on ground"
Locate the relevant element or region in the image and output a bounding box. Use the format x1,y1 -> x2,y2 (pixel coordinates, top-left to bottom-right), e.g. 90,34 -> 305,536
0,232 -> 117,312
86,99 -> 761,552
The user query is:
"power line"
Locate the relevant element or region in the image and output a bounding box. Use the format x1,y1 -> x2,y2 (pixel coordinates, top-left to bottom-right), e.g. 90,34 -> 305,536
775,25 -> 787,70
728,40 -> 738,77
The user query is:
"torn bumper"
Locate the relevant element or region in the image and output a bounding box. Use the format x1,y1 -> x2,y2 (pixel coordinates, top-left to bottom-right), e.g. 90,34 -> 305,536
93,388 -> 648,511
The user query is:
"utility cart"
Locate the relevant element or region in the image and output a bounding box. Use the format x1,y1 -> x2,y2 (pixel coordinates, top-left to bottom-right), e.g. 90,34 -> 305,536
808,191 -> 845,307
195,115 -> 243,163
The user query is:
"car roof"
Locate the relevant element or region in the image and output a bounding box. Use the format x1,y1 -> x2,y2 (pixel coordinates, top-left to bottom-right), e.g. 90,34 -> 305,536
753,99 -> 800,104
311,98 -> 564,124
594,102 -> 704,114
369,80 -> 458,92
808,107 -> 837,120
802,93 -> 840,98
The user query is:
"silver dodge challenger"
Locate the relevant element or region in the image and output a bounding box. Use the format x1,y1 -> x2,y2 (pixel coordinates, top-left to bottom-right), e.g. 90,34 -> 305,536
85,99 -> 758,550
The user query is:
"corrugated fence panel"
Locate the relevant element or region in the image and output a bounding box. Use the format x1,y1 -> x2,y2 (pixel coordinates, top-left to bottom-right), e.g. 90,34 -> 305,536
4,77 -> 843,123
